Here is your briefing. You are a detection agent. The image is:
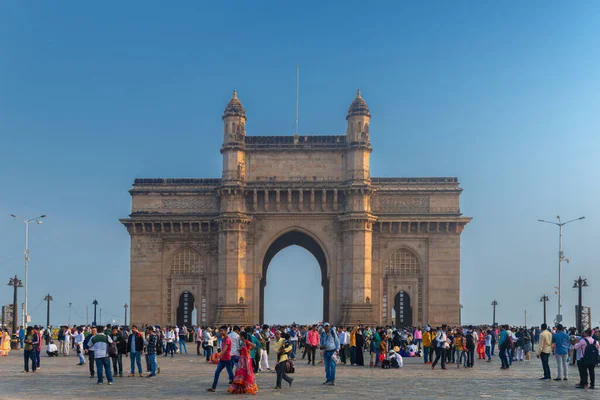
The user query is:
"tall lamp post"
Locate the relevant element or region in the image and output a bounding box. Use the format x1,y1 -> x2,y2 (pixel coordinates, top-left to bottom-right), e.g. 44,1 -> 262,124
573,276 -> 588,333
7,275 -> 23,349
44,294 -> 53,328
124,303 -> 128,326
538,215 -> 584,325
540,295 -> 549,326
459,304 -> 463,326
92,299 -> 98,325
10,214 -> 46,327
492,300 -> 498,326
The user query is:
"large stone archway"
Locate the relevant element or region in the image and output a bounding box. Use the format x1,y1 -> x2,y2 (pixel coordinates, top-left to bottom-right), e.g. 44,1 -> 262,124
121,89 -> 471,327
259,229 -> 329,324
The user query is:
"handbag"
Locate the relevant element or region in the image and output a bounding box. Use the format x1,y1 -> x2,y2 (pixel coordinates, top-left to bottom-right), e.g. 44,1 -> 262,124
286,360 -> 295,373
108,340 -> 118,357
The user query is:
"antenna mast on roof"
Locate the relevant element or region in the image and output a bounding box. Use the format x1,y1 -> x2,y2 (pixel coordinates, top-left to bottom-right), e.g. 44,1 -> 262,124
295,64 -> 299,135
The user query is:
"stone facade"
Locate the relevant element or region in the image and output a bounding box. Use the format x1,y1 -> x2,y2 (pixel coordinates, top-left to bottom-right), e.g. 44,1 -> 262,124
120,89 -> 471,327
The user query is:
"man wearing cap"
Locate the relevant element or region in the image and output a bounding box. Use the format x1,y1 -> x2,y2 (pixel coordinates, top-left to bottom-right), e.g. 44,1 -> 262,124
320,323 -> 340,386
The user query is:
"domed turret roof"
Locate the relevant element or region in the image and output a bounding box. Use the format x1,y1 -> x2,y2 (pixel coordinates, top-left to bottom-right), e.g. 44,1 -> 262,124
222,90 -> 246,119
346,89 -> 371,119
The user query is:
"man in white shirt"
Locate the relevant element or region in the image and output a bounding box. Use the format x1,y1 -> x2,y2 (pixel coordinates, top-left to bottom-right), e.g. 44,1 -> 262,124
195,326 -> 203,356
228,326 -> 241,366
47,342 -> 59,357
63,328 -> 71,356
74,327 -> 86,365
165,327 -> 175,358
338,327 -> 350,364
506,328 -> 517,364
174,326 -> 180,353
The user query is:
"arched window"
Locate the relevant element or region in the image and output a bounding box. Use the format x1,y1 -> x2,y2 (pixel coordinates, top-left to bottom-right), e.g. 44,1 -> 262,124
170,249 -> 203,275
385,247 -> 420,275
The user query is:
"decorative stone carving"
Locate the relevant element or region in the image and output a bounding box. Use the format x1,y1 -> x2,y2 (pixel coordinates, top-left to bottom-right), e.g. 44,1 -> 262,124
375,196 -> 430,213
163,197 -> 217,211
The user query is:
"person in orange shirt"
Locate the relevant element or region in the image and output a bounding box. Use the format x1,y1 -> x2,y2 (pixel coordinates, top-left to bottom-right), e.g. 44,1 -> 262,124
306,325 -> 320,366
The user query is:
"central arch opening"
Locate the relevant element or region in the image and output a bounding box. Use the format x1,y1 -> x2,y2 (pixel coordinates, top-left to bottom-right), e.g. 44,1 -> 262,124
260,230 -> 329,324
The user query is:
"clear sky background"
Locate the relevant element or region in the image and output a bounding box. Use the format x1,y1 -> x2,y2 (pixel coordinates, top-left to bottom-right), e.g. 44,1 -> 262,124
1,1 -> 598,328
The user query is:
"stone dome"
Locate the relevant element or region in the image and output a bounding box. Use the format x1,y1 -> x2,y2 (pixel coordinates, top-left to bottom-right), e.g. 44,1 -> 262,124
222,90 -> 246,119
346,89 -> 371,119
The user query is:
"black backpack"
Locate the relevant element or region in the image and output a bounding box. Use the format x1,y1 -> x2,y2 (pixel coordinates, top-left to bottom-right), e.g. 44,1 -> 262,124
156,335 -> 163,355
107,335 -> 119,357
466,333 -> 474,348
583,339 -> 599,366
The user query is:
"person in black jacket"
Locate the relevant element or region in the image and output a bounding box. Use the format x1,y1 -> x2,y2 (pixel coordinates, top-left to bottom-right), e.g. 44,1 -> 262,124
83,327 -> 96,378
110,326 -> 125,377
126,325 -> 144,377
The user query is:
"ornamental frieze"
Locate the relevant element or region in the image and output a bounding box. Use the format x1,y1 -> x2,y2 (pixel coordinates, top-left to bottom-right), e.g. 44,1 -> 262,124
163,197 -> 218,211
374,195 -> 430,213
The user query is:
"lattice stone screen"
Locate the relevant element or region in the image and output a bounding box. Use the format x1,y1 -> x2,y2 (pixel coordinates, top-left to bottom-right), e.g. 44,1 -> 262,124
385,248 -> 420,275
170,249 -> 203,275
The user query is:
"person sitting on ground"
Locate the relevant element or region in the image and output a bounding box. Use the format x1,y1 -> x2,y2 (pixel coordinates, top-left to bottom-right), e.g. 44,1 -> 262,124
388,346 -> 403,368
46,341 -> 59,357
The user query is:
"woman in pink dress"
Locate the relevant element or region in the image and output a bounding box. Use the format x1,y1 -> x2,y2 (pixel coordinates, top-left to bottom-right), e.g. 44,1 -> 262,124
228,332 -> 258,394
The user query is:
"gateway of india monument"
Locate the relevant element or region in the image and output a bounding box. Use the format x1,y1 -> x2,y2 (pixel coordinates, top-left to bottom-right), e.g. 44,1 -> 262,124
120,90 -> 471,328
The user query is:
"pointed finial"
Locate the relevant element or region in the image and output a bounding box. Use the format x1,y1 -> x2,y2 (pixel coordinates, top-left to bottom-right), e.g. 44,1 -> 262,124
357,88 -> 361,97
232,89 -> 237,99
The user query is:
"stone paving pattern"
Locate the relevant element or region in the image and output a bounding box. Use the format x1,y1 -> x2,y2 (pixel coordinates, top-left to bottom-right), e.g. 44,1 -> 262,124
0,350 -> 596,399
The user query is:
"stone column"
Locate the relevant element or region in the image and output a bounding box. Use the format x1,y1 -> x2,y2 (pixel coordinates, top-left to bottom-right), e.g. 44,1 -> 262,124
339,213 -> 377,325
215,184 -> 251,326
215,216 -> 251,325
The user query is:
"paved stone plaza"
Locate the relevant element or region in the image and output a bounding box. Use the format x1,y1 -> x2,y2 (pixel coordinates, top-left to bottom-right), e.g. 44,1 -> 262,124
0,351 -> 595,399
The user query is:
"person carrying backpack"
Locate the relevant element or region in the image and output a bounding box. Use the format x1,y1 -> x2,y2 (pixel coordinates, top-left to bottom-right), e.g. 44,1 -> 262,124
574,329 -> 600,389
465,331 -> 475,368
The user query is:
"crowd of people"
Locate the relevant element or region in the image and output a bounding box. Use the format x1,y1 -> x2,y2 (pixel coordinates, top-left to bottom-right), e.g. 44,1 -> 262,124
2,321 -> 599,391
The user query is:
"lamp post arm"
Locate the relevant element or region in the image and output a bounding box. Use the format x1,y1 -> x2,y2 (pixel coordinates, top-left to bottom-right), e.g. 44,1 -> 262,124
562,217 -> 585,226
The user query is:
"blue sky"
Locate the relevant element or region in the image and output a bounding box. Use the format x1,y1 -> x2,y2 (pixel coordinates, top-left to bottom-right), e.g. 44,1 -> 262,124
1,1 -> 599,327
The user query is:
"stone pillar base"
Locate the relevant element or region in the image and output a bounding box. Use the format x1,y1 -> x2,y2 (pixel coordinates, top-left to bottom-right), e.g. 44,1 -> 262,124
339,303 -> 375,326
214,304 -> 250,326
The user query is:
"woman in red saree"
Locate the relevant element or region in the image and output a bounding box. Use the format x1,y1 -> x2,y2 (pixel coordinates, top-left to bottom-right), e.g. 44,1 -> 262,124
228,332 -> 258,394
477,329 -> 486,359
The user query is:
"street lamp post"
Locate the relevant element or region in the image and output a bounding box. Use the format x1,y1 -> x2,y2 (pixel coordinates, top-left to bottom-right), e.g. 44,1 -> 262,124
459,304 -> 463,326
573,276 -> 588,334
7,275 -> 23,349
538,215 -> 584,325
124,303 -> 128,326
44,294 -> 53,328
92,299 -> 98,325
492,300 -> 498,326
10,214 -> 46,327
540,295 -> 549,326
68,303 -> 72,326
